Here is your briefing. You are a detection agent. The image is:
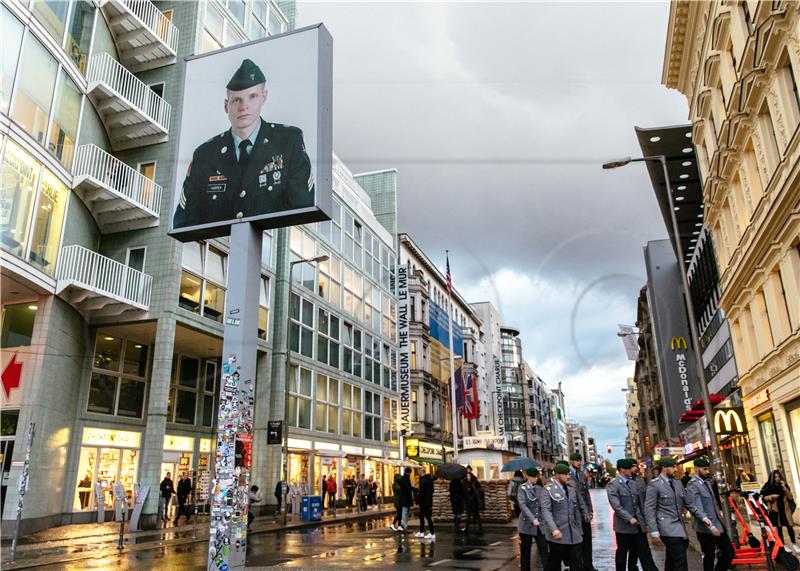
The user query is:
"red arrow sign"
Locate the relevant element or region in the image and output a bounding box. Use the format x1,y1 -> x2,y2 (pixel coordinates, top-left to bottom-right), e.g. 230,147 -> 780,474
2,354 -> 23,399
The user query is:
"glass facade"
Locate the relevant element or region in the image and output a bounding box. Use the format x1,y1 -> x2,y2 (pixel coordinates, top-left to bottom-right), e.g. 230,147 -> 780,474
88,335 -> 149,418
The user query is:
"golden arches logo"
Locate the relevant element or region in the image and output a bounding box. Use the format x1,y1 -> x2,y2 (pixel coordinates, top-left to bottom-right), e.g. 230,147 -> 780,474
714,409 -> 745,435
670,337 -> 688,350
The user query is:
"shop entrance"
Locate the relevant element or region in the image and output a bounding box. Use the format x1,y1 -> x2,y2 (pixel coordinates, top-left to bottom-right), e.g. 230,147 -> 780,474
73,428 -> 140,512
0,409 -> 19,514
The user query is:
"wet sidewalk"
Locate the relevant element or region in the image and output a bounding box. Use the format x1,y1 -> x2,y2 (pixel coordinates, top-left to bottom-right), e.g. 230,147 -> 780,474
0,505 -> 394,569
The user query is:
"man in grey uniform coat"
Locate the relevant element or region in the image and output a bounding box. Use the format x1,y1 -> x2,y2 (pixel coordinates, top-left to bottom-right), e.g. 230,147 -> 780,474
518,467 -> 548,571
684,457 -> 735,571
541,463 -> 587,571
644,457 -> 689,571
607,458 -> 659,571
569,453 -> 595,571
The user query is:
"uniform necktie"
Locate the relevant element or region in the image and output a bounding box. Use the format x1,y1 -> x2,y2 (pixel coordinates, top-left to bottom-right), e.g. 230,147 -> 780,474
238,139 -> 251,169
564,484 -> 569,499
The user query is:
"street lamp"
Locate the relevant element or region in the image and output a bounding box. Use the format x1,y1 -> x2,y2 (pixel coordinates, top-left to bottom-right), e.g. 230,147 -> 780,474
281,254 -> 328,526
602,154 -> 733,536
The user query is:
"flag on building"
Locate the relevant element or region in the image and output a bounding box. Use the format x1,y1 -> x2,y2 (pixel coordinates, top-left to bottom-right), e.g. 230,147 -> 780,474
464,374 -> 476,419
454,366 -> 464,409
445,251 -> 452,295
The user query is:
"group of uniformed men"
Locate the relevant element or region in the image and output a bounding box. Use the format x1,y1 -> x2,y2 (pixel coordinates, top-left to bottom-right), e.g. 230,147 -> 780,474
517,454 -> 735,571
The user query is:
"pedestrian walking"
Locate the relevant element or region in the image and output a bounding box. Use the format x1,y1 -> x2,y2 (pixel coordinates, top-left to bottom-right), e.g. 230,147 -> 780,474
345,475 -> 356,509
399,467 -> 414,531
644,457 -> 689,571
628,462 -> 659,571
274,480 -> 284,514
509,470 -> 525,518
569,453 -> 596,571
541,463 -> 587,571
159,472 -> 175,524
607,458 -> 658,571
326,475 -> 337,514
684,457 -> 735,571
358,473 -> 370,512
174,472 -> 193,525
369,476 -> 378,506
390,473 -> 404,531
449,477 -> 466,532
760,469 -> 798,549
247,485 -> 262,528
464,471 -> 483,533
518,467 -> 549,571
416,472 -> 436,540
320,474 -> 327,507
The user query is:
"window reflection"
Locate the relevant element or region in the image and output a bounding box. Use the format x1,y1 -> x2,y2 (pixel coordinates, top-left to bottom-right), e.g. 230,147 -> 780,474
66,0 -> 94,74
32,0 -> 69,44
48,72 -> 81,167
1,6 -> 23,114
11,33 -> 58,144
0,141 -> 40,259
28,168 -> 68,275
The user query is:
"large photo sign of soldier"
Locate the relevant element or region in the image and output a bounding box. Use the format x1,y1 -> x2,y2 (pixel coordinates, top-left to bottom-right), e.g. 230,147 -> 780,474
170,24 -> 333,241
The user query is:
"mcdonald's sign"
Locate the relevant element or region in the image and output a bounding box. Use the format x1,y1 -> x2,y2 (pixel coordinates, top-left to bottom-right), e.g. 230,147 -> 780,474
671,337 -> 688,350
713,407 -> 747,436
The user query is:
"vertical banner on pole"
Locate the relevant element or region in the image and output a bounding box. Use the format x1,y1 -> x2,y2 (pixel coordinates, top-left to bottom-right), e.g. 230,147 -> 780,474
397,261 -> 411,439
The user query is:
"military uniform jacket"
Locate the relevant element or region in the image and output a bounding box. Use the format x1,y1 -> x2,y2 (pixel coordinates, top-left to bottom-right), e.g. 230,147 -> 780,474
684,476 -> 723,534
606,476 -> 645,534
517,482 -> 544,536
570,467 -> 593,514
644,475 -> 688,539
173,119 -> 314,229
540,479 -> 586,545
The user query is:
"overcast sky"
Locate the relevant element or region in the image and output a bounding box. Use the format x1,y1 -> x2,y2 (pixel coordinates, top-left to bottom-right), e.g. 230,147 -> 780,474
297,1 -> 690,462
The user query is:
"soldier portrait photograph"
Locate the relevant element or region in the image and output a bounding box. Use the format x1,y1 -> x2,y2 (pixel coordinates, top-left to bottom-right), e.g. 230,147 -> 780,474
172,58 -> 315,231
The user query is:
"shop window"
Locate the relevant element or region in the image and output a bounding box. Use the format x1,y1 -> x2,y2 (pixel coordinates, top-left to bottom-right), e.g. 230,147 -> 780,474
27,168 -> 68,275
1,303 -> 37,348
88,335 -> 149,418
758,412 -> 782,473
66,0 -> 93,74
786,399 -> 800,485
258,276 -> 270,341
10,33 -> 58,145
289,292 -> 314,358
288,365 -> 312,429
1,141 -> 39,260
33,0 -> 69,44
1,6 -> 24,114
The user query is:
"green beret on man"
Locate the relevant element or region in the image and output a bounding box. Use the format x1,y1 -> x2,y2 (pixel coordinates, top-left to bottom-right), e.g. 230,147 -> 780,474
658,457 -> 677,467
227,58 -> 266,91
693,457 -> 710,468
555,460 -> 569,466
569,452 -> 582,461
617,458 -> 636,470
525,467 -> 539,477
555,463 -> 570,475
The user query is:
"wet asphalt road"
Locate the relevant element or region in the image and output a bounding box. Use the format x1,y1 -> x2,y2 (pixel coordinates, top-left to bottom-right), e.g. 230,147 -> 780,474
37,489 -> 707,570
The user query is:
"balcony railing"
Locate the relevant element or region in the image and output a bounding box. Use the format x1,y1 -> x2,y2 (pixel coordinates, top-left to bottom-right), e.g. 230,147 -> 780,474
72,144 -> 161,232
56,245 -> 152,316
87,52 -> 170,150
100,0 -> 179,71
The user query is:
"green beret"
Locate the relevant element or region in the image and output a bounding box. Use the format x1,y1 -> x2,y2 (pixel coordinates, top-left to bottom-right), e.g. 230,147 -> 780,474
693,457 -> 710,468
555,463 -> 570,475
617,458 -> 636,470
525,467 -> 539,477
555,460 -> 569,466
227,59 -> 266,91
658,457 -> 677,467
569,453 -> 582,461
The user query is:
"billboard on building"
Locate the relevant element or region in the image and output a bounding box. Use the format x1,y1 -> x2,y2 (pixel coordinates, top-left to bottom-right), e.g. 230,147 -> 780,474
169,24 -> 333,241
644,239 -> 703,438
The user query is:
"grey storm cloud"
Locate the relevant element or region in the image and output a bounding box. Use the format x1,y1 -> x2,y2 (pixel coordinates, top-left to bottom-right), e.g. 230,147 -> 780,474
296,1 -> 688,458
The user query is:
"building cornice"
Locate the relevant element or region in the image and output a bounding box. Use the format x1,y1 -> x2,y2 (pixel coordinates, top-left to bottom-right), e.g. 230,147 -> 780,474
663,0 -> 693,90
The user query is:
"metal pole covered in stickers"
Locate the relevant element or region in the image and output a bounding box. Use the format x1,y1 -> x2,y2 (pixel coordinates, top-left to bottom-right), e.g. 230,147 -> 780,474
208,224 -> 262,571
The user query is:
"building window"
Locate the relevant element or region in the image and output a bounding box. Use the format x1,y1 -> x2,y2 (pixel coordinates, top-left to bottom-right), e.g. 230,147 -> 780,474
410,340 -> 417,370
249,0 -> 267,39
316,307 -> 340,368
126,247 -> 146,272
342,321 -> 363,378
66,0 -> 94,74
364,390 -> 381,441
33,0 -> 70,45
314,373 -> 339,434
1,6 -> 24,114
288,365 -> 312,429
317,249 -> 341,307
778,51 -> 800,132
289,292 -> 314,358
227,0 -> 246,26
178,242 -> 227,322
26,169 -> 68,275
10,32 -> 59,145
757,412 -> 782,473
167,355 -> 201,425
201,360 -> 218,427
267,1 -> 286,35
290,226 -> 317,292
365,282 -> 380,331
343,265 -> 362,320
757,101 -> 781,174
341,382 -> 362,438
383,397 -> 397,442
261,230 -> 273,268
1,303 -> 37,348
88,335 -> 148,418
46,68 -> 82,166
258,276 -> 271,341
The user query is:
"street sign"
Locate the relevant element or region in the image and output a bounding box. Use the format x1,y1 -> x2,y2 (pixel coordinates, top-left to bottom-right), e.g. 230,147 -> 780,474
267,421 -> 282,444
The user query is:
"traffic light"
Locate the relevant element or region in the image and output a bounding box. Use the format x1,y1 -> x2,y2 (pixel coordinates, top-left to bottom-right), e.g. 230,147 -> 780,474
607,445 -> 613,454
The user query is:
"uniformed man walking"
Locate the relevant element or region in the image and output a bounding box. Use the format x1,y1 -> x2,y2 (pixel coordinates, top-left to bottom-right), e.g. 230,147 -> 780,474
541,463 -> 587,571
518,467 -> 548,571
644,457 -> 689,571
569,453 -> 595,570
628,461 -> 659,571
607,458 -> 658,571
173,58 -> 314,230
684,457 -> 735,571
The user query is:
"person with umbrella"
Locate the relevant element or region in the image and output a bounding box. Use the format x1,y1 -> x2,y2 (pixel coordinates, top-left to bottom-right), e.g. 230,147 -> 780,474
518,467 -> 549,571
541,463 -> 587,571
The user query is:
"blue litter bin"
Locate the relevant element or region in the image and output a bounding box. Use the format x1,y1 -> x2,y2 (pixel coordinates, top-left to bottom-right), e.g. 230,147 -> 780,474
301,495 -> 322,521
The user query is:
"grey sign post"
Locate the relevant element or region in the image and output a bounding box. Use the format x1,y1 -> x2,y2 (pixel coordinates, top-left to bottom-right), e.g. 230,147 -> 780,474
207,223 -> 262,571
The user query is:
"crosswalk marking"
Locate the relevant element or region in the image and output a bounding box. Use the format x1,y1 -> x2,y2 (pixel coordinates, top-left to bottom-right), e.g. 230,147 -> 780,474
490,541 -> 503,546
430,558 -> 452,566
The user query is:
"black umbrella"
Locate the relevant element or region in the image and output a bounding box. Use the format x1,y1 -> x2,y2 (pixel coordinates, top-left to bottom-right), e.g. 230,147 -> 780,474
437,463 -> 467,480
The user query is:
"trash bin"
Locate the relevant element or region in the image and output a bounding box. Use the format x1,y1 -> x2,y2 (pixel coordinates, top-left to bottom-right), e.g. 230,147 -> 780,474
301,495 -> 322,521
